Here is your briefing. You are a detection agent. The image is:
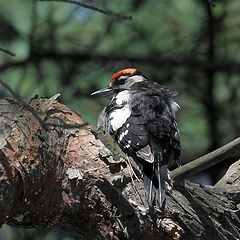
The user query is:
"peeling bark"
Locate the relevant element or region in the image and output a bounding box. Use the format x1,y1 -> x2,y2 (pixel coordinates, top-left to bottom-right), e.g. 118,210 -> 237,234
0,96 -> 239,240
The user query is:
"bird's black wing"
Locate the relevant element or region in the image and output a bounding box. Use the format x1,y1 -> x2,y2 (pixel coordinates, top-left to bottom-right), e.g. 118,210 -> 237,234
114,114 -> 155,163
146,116 -> 181,168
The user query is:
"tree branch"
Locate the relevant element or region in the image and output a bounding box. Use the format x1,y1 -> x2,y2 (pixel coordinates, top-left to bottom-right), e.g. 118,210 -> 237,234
170,137 -> 240,180
2,51 -> 240,75
0,47 -> 15,57
37,0 -> 132,20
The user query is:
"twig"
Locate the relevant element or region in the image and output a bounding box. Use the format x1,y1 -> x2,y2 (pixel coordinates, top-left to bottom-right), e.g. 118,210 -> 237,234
37,0 -> 132,20
0,79 -> 48,130
126,155 -> 140,182
0,47 -> 16,57
170,137 -> 240,180
126,156 -> 145,205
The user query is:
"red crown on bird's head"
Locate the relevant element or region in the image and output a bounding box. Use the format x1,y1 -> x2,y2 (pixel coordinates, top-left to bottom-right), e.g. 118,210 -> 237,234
110,68 -> 137,81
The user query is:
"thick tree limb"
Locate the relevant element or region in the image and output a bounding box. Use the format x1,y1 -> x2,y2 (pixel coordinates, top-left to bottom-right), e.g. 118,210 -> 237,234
0,96 -> 239,240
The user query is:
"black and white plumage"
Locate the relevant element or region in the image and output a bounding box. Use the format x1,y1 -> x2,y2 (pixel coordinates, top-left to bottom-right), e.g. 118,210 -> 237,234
91,68 -> 181,208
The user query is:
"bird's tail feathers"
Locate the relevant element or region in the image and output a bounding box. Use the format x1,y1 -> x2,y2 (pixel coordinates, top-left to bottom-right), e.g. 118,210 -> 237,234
144,164 -> 170,209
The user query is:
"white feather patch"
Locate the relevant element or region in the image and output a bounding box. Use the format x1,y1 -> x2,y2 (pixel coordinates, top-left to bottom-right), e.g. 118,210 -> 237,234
109,106 -> 131,131
170,101 -> 180,114
136,145 -> 154,163
109,91 -> 131,131
115,90 -> 130,105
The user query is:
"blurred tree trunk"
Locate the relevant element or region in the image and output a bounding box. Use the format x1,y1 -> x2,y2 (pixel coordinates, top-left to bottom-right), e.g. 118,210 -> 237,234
0,96 -> 239,240
204,1 -> 221,152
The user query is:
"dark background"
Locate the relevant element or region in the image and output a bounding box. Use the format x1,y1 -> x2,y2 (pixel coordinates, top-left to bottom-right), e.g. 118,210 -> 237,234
0,0 -> 239,239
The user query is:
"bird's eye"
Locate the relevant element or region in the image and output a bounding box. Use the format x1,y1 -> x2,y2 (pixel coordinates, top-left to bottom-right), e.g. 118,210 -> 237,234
119,79 -> 126,85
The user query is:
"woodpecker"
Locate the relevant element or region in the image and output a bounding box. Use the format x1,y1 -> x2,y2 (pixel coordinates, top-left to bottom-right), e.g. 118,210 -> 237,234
91,68 -> 181,208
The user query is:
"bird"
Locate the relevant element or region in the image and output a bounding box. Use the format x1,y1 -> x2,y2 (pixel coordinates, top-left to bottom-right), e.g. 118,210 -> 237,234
91,68 -> 181,208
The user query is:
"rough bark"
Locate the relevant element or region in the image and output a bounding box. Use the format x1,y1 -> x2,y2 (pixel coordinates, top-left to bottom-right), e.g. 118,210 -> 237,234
0,96 -> 239,240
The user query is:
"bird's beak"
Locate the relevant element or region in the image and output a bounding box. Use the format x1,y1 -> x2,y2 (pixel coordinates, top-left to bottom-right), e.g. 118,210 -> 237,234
91,86 -> 114,97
